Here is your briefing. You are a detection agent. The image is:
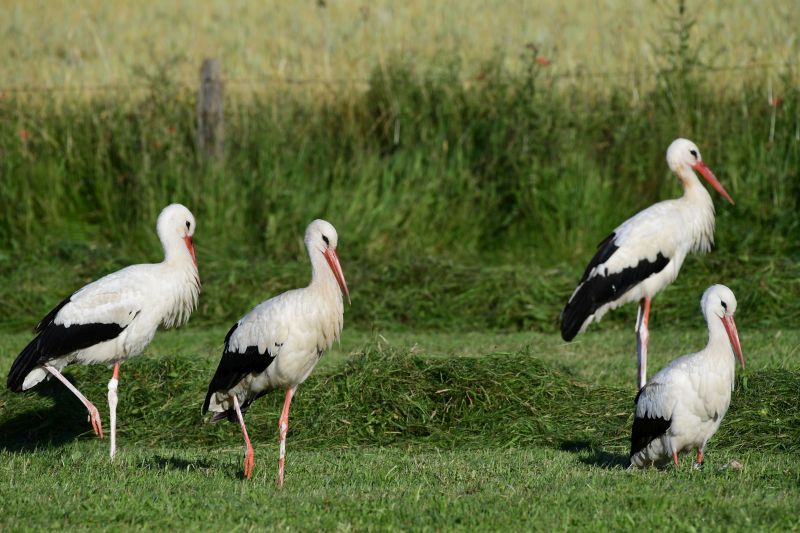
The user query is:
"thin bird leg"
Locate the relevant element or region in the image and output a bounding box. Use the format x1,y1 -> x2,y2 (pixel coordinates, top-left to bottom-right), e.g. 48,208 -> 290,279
44,364 -> 104,438
232,395 -> 254,480
635,297 -> 652,390
695,449 -> 704,467
108,363 -> 120,460
277,386 -> 295,489
672,451 -> 679,467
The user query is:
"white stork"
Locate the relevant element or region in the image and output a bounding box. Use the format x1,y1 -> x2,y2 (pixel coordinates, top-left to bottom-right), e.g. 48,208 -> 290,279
560,138 -> 735,389
629,284 -> 743,468
6,203 -> 200,458
202,219 -> 349,486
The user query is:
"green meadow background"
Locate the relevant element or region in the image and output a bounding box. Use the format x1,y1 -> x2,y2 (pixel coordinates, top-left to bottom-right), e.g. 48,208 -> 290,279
0,1 -> 798,530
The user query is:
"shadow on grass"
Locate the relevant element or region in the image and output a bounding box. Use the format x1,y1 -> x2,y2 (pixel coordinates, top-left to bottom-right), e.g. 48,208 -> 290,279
560,440 -> 629,469
0,380 -> 97,452
143,454 -> 214,471
138,452 -> 249,480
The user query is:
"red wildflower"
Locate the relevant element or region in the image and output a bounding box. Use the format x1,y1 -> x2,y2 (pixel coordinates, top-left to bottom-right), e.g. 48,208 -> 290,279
19,129 -> 30,142
535,56 -> 551,66
769,96 -> 782,108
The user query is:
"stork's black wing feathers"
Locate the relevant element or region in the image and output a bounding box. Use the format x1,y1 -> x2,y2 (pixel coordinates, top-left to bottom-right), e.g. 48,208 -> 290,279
7,297 -> 127,392
579,232 -> 618,283
629,387 -> 672,457
560,231 -> 670,341
34,296 -> 71,333
201,323 -> 275,415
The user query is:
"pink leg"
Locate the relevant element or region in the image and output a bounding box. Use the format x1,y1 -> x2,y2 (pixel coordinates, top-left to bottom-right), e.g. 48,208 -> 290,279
232,395 -> 254,480
108,363 -> 120,460
696,449 -> 704,466
635,297 -> 652,390
277,386 -> 295,488
44,364 -> 103,438
673,451 -> 679,467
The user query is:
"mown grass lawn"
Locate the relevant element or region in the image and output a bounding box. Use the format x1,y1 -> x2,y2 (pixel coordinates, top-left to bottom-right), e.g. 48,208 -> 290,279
1,327 -> 798,531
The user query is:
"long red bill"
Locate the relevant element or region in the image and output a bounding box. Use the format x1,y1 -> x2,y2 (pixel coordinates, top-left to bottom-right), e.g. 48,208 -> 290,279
323,248 -> 350,305
721,315 -> 744,369
183,235 -> 197,267
692,161 -> 734,205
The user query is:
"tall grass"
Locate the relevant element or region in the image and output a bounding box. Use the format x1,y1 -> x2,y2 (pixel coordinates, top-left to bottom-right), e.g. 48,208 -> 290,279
1,54 -> 798,331
2,60 -> 798,258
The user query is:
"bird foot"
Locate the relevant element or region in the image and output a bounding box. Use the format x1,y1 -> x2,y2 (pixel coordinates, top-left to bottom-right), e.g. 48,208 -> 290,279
692,461 -> 704,470
243,444 -> 254,480
88,403 -> 104,439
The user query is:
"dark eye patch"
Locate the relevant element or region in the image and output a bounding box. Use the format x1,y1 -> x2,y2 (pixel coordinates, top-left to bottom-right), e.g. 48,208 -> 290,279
185,221 -> 191,230
322,235 -> 330,245
690,149 -> 698,158
721,301 -> 728,310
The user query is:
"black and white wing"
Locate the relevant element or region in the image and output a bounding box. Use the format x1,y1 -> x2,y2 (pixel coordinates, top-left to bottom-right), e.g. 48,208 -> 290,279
560,202 -> 681,341
7,270 -> 144,392
202,299 -> 290,419
629,382 -> 675,458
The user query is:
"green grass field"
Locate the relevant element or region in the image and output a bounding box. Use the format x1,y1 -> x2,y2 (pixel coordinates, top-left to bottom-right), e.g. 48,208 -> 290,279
1,327 -> 799,530
1,1 -> 799,530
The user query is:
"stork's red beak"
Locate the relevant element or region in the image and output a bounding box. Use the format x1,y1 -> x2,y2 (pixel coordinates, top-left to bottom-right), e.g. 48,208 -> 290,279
323,248 -> 350,305
692,161 -> 734,205
721,315 -> 744,369
183,235 -> 197,267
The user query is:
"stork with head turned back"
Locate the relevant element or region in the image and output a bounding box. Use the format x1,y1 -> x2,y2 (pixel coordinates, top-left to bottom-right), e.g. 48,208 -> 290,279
560,138 -> 735,390
629,284 -> 744,468
202,219 -> 349,486
6,204 -> 200,458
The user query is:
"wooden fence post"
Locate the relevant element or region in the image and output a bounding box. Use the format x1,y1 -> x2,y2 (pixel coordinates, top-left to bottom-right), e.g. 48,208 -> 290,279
197,58 -> 224,159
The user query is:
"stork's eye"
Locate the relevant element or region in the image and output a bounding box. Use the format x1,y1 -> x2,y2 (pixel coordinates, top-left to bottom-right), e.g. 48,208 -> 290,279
690,149 -> 698,158
721,301 -> 728,310
322,235 -> 330,245
185,221 -> 191,230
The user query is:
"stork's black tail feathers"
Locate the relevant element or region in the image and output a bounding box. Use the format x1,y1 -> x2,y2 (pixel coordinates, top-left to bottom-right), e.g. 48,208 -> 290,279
7,335 -> 46,392
560,285 -> 595,342
202,322 -> 273,423
560,233 -> 620,341
207,393 -> 267,423
7,297 -> 72,392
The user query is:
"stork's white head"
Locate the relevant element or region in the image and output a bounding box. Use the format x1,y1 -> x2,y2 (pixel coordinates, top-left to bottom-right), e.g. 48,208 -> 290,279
305,219 -> 350,304
701,284 -> 744,368
666,138 -> 734,204
157,203 -> 197,267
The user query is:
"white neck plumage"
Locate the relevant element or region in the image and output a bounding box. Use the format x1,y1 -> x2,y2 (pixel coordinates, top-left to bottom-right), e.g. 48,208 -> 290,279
678,166 -> 716,254
160,237 -> 201,329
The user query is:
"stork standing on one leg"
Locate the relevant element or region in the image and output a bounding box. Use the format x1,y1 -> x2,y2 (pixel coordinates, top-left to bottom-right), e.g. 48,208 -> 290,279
629,284 -> 744,468
560,138 -> 735,390
202,219 -> 349,486
6,204 -> 200,458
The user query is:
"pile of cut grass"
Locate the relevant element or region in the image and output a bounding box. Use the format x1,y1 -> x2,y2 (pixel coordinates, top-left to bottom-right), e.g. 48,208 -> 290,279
2,344 -> 797,457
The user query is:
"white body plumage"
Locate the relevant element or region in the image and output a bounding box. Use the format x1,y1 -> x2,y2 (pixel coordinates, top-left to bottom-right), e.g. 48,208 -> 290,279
203,219 -> 350,484
209,279 -> 344,414
575,183 -> 715,330
204,218 -> 349,416
630,284 -> 744,468
15,204 -> 200,390
562,138 -> 730,339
